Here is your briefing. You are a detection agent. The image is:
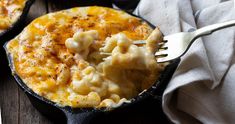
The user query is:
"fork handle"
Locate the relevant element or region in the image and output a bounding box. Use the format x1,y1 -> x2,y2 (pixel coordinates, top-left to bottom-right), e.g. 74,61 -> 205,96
194,20 -> 235,37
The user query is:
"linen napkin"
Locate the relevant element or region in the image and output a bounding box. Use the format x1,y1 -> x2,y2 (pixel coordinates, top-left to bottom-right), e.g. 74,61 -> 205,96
134,0 -> 235,123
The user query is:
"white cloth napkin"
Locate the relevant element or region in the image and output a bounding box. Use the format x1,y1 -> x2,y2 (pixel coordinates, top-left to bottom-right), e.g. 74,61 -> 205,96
134,0 -> 235,123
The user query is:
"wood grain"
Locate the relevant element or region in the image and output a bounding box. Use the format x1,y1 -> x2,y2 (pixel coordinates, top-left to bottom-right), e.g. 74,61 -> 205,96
0,74 -> 19,124
26,0 -> 48,23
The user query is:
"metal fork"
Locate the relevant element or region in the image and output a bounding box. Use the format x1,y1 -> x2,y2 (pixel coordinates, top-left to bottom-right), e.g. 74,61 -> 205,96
101,20 -> 235,62
154,20 -> 235,62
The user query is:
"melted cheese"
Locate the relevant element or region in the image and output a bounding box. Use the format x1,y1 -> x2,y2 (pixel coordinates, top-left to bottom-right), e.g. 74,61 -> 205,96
0,0 -> 26,33
7,6 -> 164,108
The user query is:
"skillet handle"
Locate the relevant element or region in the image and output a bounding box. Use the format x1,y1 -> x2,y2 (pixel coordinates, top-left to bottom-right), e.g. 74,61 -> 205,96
64,110 -> 102,124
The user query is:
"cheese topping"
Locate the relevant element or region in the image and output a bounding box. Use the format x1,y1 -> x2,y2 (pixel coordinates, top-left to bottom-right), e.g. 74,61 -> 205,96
7,6 -> 164,108
0,0 -> 26,33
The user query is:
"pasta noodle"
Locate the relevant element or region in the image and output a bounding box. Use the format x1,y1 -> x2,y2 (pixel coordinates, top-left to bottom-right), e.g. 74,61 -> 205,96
7,6 -> 164,108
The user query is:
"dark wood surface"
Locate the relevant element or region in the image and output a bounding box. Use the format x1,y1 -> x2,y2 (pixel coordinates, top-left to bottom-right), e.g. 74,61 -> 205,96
0,1 -> 171,124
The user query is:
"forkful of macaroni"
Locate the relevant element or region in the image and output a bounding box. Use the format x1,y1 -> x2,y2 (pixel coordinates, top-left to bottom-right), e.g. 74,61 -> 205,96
100,27 -> 163,62
133,20 -> 235,63
63,28 -> 165,107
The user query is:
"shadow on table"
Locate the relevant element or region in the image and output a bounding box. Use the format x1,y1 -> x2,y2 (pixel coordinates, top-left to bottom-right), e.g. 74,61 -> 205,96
0,48 -> 11,82
90,98 -> 172,124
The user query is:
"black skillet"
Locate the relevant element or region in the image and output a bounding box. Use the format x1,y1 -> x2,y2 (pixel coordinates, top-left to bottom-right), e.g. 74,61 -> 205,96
4,8 -> 180,124
0,0 -> 35,43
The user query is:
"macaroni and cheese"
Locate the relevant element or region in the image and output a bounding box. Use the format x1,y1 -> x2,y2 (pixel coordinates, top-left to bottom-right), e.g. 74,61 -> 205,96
6,6 -> 164,108
0,0 -> 26,33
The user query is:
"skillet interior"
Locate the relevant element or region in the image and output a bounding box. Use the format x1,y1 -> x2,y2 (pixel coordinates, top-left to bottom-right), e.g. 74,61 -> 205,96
4,43 -> 180,124
3,8 -> 180,123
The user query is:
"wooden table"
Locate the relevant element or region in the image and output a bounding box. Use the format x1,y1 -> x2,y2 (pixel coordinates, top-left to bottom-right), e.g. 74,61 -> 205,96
0,1 -> 171,124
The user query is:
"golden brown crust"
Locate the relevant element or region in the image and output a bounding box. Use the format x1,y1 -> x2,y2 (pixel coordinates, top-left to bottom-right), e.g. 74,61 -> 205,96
7,6 -> 163,108
0,0 -> 26,33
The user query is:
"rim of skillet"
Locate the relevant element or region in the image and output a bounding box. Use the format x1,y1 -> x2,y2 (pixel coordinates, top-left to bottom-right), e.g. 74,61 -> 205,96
0,0 -> 35,39
3,7 -> 179,113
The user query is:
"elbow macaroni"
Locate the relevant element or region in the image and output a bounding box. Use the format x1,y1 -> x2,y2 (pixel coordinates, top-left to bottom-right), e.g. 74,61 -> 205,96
65,30 -> 98,53
6,6 -> 164,108
0,0 -> 26,33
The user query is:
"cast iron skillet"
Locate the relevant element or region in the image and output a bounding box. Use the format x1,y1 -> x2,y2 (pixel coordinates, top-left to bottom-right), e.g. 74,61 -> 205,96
0,0 -> 34,43
4,9 -> 180,124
